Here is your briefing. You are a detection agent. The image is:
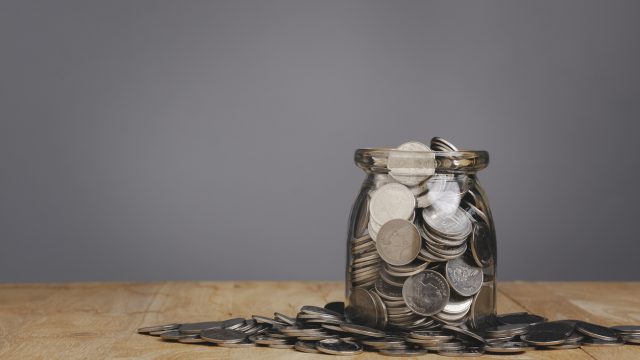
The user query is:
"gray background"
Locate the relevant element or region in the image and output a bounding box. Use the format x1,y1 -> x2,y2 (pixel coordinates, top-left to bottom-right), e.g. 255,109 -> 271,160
2,0 -> 639,283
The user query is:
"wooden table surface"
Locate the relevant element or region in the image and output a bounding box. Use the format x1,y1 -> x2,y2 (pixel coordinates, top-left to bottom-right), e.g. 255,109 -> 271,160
1,281 -> 639,359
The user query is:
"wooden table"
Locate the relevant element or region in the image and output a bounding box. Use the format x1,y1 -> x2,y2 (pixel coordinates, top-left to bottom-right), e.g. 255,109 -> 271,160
1,281 -> 639,359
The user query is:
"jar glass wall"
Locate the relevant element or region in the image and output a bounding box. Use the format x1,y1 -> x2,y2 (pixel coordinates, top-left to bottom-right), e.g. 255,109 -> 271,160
345,140 -> 496,331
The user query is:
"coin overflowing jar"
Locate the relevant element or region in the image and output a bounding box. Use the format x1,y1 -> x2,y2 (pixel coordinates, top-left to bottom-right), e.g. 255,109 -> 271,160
346,138 -> 496,330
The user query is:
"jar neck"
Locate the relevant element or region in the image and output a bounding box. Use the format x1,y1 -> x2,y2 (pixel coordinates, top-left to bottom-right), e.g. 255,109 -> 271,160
354,148 -> 489,174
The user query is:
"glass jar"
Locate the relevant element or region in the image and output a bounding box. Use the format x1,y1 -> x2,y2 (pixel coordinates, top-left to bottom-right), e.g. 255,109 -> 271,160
345,139 -> 496,331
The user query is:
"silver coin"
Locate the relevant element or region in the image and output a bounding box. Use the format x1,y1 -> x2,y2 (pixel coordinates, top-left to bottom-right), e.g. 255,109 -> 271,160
220,339 -> 256,348
418,175 -> 462,213
624,335 -> 640,344
612,325 -> 640,334
178,334 -> 205,343
388,141 -> 435,186
370,290 -> 388,329
222,318 -> 246,330
179,321 -> 224,334
347,288 -> 378,328
402,270 -> 450,316
580,338 -> 625,347
442,295 -> 473,315
148,329 -> 174,336
201,328 -> 247,344
374,277 -> 404,301
369,183 -> 416,226
430,137 -> 459,152
294,340 -> 320,353
339,323 -> 386,337
252,315 -> 286,326
137,323 -> 180,333
445,257 -> 483,297
362,337 -> 407,349
159,330 -> 184,340
375,219 -> 421,266
422,206 -> 472,239
409,330 -> 454,341
575,321 -> 619,341
379,348 -> 429,356
316,338 -> 363,355
249,334 -> 292,345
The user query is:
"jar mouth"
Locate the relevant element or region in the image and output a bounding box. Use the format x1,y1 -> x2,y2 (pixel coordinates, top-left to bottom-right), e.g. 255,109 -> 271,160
355,148 -> 489,174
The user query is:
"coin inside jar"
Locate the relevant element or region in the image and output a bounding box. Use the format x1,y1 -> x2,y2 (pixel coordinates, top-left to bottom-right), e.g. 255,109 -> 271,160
369,183 -> 416,227
445,257 -> 483,297
375,219 -> 421,266
402,270 -> 450,316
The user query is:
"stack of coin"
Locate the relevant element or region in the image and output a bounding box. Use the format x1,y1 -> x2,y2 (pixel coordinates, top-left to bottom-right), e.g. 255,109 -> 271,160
348,138 -> 490,331
137,305 -> 640,355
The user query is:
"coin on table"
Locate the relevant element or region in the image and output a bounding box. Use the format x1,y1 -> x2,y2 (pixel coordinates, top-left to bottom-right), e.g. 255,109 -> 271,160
521,332 -> 567,346
484,341 -> 533,353
178,334 -> 205,343
294,341 -> 320,353
201,328 -> 247,344
159,330 -> 184,341
274,312 -> 297,326
611,325 -> 640,335
379,348 -> 429,357
442,325 -> 486,345
402,270 -> 450,316
222,318 -> 246,330
623,335 -> 640,344
575,321 -> 619,341
301,305 -> 343,318
369,183 -> 416,226
252,315 -> 286,326
375,219 -> 421,266
339,323 -> 386,338
422,206 -> 472,239
137,323 -> 180,334
179,321 -> 224,334
497,313 -> 546,326
445,257 -> 483,297
580,338 -> 625,347
316,338 -> 363,355
220,339 -> 256,348
323,301 -> 345,316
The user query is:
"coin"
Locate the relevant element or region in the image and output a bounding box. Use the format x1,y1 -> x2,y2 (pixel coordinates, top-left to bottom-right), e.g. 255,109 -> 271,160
222,318 -> 246,330
624,335 -> 640,344
445,257 -> 483,297
274,313 -> 297,326
137,323 -> 180,333
294,341 -> 320,353
369,183 -> 416,226
220,340 -> 256,348
497,313 -> 546,326
339,323 -> 386,337
438,349 -> 485,357
347,288 -> 378,328
324,301 -> 345,315
201,328 -> 247,344
430,137 -> 459,152
374,277 -> 403,301
316,338 -> 363,355
580,338 -> 625,347
159,330 -> 184,340
252,315 -> 286,326
422,206 -> 472,240
443,295 -> 473,315
442,325 -> 486,344
575,321 -> 619,341
178,334 -> 205,343
179,321 -> 224,334
484,341 -> 533,353
375,219 -> 421,266
611,325 -> 640,334
387,141 -> 435,186
402,270 -> 450,316
378,348 -> 429,356
521,332 -> 567,346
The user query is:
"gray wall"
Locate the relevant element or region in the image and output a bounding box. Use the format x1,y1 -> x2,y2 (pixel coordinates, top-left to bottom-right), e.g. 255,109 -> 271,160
2,0 -> 639,283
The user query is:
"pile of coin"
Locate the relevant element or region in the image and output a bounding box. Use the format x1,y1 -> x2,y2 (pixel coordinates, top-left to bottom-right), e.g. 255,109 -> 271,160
348,138 -> 493,331
137,304 -> 640,356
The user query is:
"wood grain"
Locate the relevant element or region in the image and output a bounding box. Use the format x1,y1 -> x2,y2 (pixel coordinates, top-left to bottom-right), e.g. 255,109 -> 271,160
0,281 -> 638,359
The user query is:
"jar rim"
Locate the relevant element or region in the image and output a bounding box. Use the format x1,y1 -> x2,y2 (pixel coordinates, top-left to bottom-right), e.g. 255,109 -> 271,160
354,148 -> 489,174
